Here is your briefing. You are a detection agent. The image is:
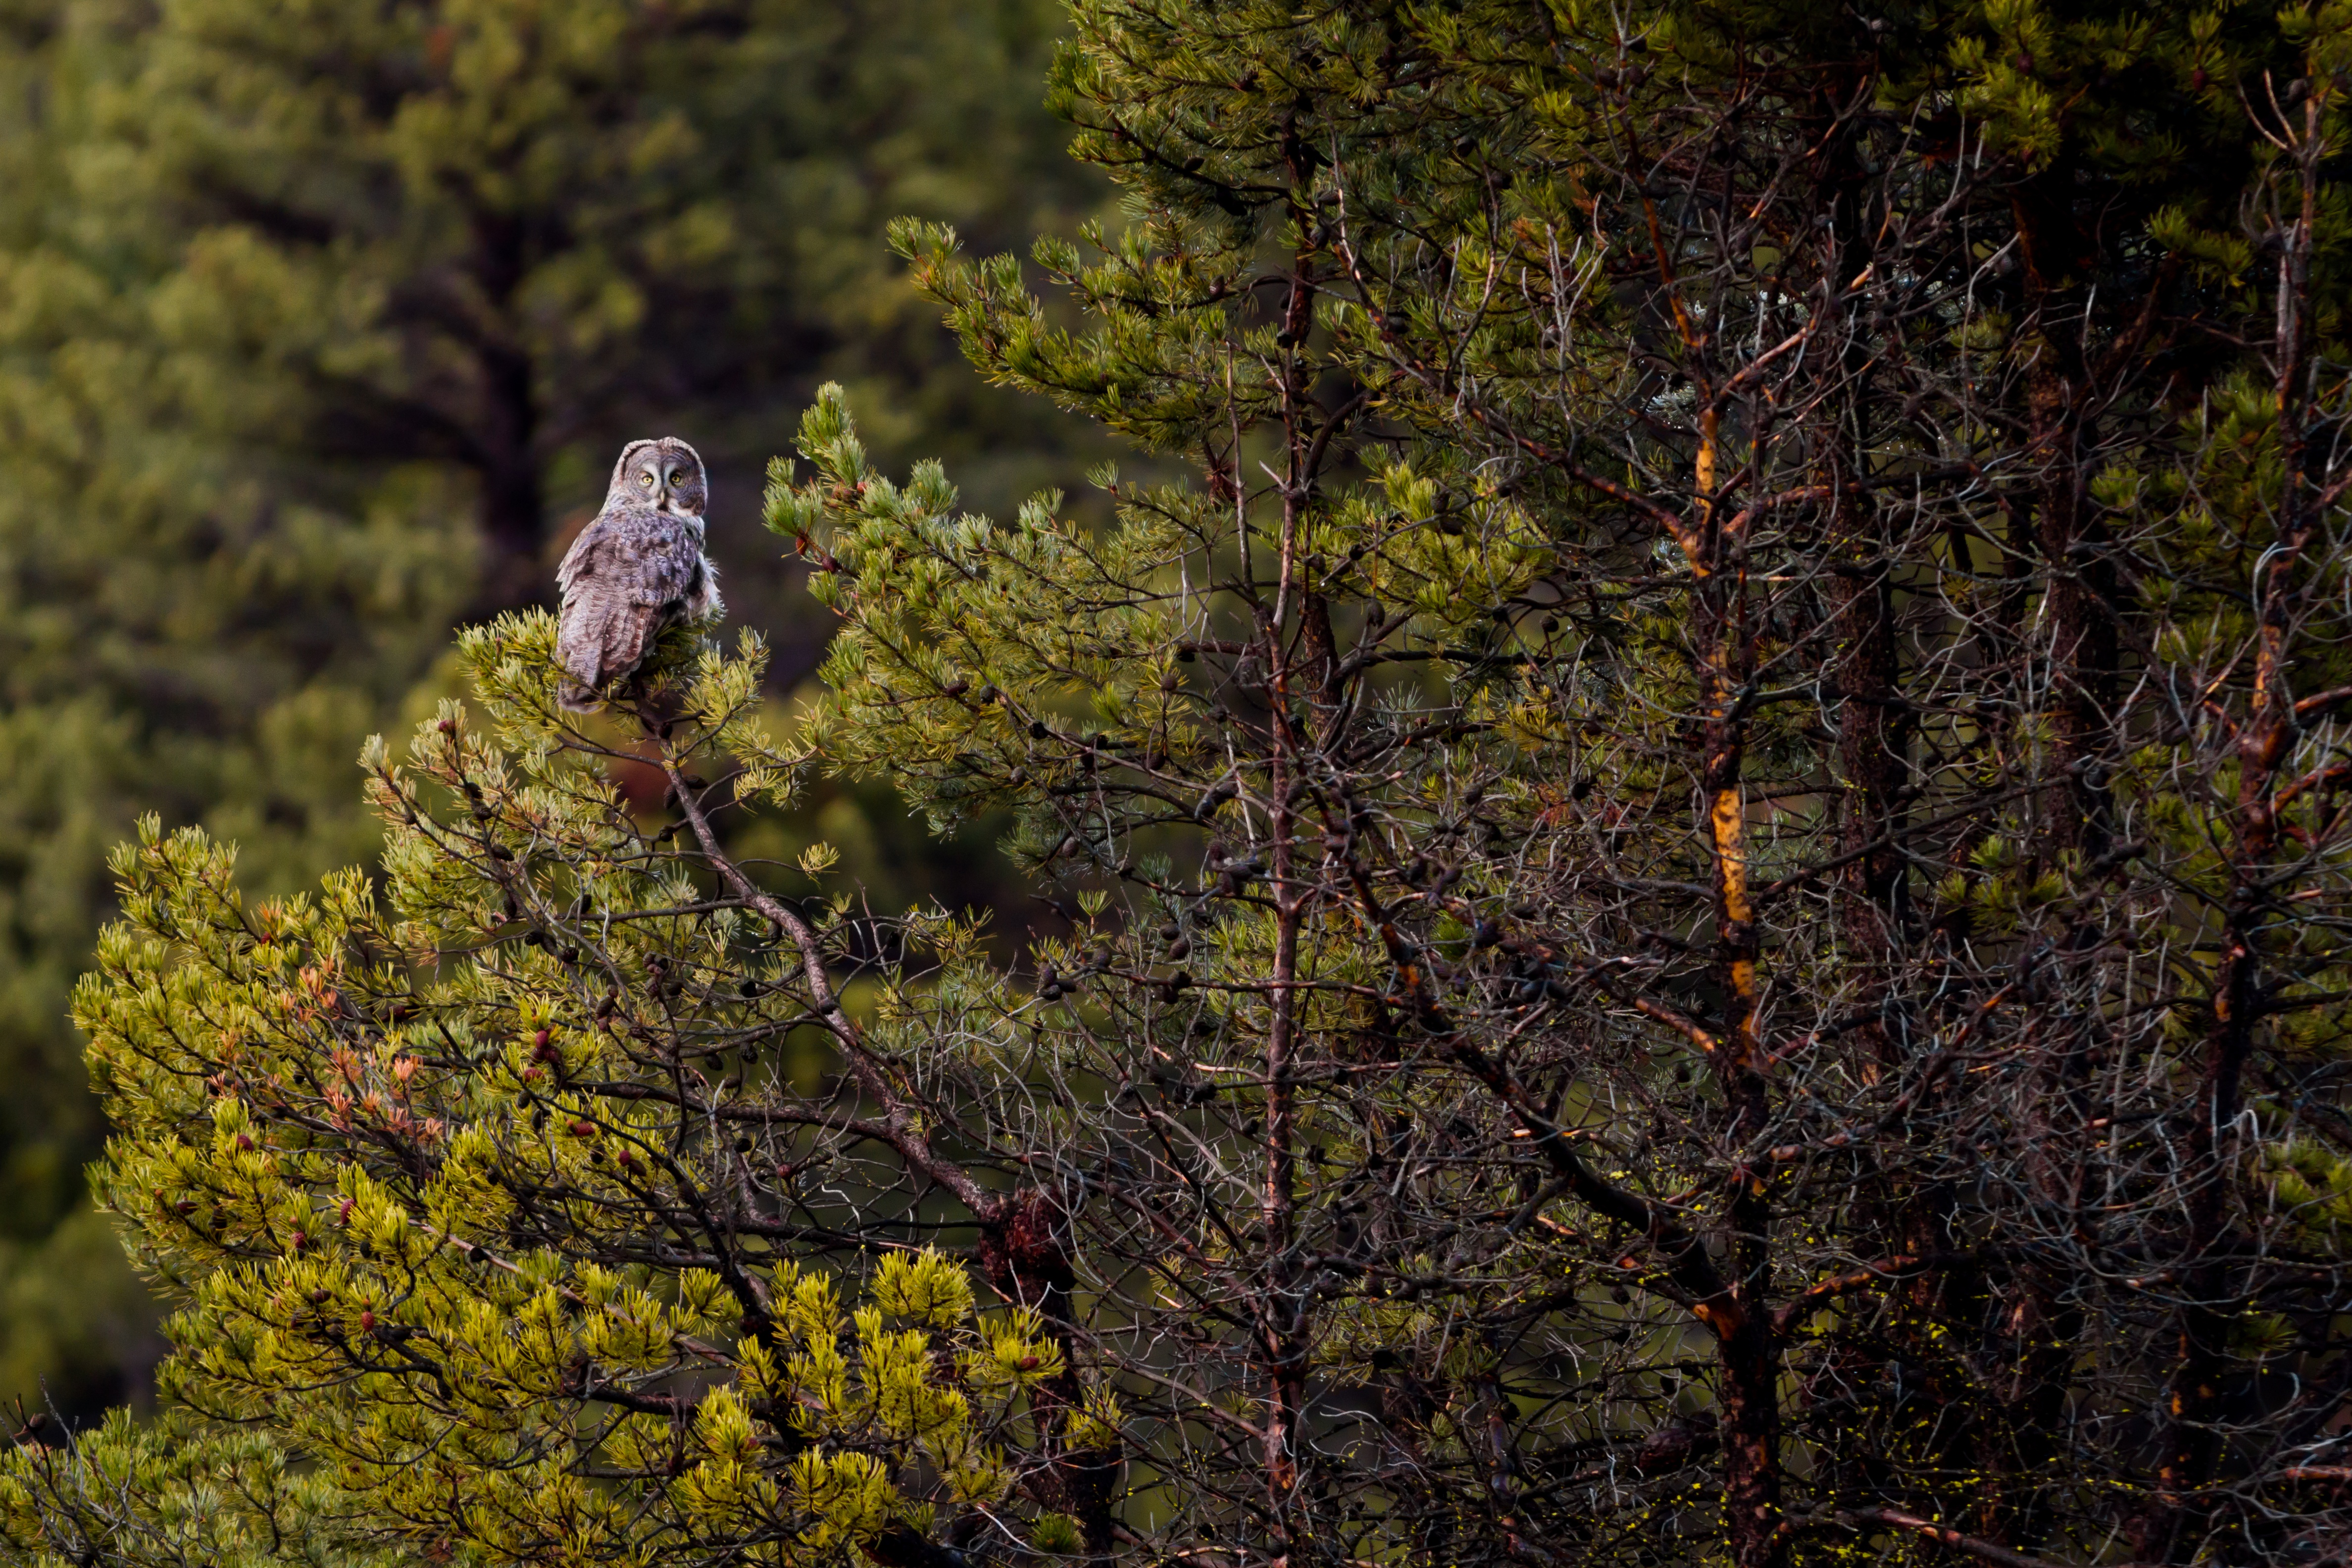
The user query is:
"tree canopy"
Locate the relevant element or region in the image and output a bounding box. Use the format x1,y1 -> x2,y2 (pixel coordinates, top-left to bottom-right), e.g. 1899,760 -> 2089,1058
0,0 -> 1099,1419
12,0 -> 2352,1566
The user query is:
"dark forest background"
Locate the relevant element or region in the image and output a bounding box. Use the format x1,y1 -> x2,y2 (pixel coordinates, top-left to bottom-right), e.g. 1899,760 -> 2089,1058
0,0 -> 1101,1423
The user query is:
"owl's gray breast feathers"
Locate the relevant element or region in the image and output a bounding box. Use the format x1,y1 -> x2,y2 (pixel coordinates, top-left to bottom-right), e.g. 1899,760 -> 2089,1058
554,502 -> 721,708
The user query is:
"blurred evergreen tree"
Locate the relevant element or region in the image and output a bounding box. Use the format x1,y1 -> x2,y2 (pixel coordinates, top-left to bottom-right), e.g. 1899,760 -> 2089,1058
0,0 -> 1101,1421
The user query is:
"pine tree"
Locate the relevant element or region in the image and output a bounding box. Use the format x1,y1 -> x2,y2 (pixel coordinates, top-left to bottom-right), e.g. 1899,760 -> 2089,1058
12,2 -> 2352,1567
0,624 -> 1101,1565
0,0 -> 1098,1422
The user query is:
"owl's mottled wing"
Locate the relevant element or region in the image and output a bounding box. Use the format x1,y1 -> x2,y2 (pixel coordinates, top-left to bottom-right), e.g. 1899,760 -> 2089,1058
554,504 -> 702,709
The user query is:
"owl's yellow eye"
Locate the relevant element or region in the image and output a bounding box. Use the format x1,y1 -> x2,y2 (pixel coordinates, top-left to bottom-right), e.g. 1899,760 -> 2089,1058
640,472 -> 655,487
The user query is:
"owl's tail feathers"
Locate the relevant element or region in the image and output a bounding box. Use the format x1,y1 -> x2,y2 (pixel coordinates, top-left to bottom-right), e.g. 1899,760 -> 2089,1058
553,616 -> 606,712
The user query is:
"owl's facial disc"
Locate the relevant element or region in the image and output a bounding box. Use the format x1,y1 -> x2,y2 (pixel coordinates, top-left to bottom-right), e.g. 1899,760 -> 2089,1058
658,461 -> 704,518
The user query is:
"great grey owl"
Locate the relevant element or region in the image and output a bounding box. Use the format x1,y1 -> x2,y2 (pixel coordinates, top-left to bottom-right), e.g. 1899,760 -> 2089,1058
555,437 -> 722,711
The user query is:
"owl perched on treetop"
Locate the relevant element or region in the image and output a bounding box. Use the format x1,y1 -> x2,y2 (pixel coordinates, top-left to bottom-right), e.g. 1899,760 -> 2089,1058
555,437 -> 723,711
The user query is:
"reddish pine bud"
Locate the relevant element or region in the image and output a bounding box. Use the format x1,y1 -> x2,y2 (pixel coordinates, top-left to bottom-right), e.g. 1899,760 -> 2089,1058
570,1119 -> 596,1138
2191,68 -> 2209,90
1019,1355 -> 1042,1371
360,1309 -> 376,1332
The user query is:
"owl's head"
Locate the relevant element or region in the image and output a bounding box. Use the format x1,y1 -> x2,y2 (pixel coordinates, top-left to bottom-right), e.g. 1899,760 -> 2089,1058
611,437 -> 707,520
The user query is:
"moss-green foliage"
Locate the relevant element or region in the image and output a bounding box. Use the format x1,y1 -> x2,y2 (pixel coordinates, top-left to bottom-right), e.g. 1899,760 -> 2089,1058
0,1413 -> 364,1568
1,623 -> 1074,1565
0,0 -> 1102,1419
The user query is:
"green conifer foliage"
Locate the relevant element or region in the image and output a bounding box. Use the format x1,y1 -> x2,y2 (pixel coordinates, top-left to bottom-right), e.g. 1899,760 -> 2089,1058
6,623 -> 1075,1565
14,1 -> 2352,1566
0,0 -> 1098,1418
